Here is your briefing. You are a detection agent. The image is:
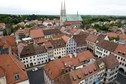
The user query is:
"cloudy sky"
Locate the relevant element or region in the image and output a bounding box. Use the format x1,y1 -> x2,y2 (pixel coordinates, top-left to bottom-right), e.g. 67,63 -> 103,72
0,0 -> 126,15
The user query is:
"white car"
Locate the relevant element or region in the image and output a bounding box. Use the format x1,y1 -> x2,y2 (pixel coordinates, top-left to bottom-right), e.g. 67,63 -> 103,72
32,67 -> 38,71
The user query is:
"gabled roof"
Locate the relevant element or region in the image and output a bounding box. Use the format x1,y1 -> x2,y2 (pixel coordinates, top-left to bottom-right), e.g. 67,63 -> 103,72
107,32 -> 119,38
20,44 -> 35,58
102,55 -> 119,69
66,15 -> 82,21
73,32 -> 89,46
30,28 -> 44,38
44,50 -> 94,80
43,29 -> 62,35
15,28 -> 30,36
2,36 -> 16,47
55,69 -> 84,84
78,50 -> 95,62
114,44 -> 126,58
97,34 -> 106,42
97,40 -> 118,52
81,62 -> 98,78
0,36 -> 17,54
86,34 -> 98,43
119,34 -> 126,40
20,44 -> 47,58
62,35 -> 70,43
34,45 -> 47,54
50,39 -> 66,49
45,42 -> 54,50
0,54 -> 28,84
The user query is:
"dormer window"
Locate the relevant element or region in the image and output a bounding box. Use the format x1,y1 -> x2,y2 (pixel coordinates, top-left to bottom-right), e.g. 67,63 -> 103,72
122,52 -> 126,55
77,75 -> 81,79
14,73 -> 20,81
118,51 -> 121,54
84,73 -> 88,76
72,76 -> 77,81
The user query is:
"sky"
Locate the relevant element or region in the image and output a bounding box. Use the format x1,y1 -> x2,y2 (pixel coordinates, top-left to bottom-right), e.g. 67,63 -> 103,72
0,0 -> 126,15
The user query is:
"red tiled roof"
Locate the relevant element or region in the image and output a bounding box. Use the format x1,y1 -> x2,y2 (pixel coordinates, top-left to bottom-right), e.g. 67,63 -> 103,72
0,54 -> 28,84
86,34 -> 98,43
45,41 -> 54,50
1,36 -> 16,47
62,35 -> 70,43
81,62 -> 98,78
114,44 -> 126,58
78,50 -> 95,62
0,67 -> 5,77
30,28 -> 44,38
102,55 -> 119,69
65,21 -> 82,25
15,28 -> 30,36
107,32 -> 119,38
52,34 -> 64,40
35,38 -> 47,44
3,43 -> 10,48
119,34 -> 126,40
97,40 -> 118,52
44,50 -> 95,80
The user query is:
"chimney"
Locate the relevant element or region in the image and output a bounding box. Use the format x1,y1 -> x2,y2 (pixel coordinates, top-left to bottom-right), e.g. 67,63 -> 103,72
73,53 -> 77,57
69,54 -> 72,58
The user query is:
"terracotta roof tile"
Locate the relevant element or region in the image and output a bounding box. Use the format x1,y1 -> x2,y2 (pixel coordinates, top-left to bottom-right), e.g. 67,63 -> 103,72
119,34 -> 126,40
97,40 -> 118,52
43,29 -> 62,35
45,42 -> 54,50
15,28 -> 30,36
78,50 -> 95,62
49,39 -> 66,49
64,21 -> 82,25
0,67 -> 5,77
52,34 -> 64,40
30,28 -> 44,38
102,55 -> 119,69
114,44 -> 126,58
81,62 -> 98,78
2,36 -> 16,47
0,54 -> 28,84
44,50 -> 95,80
73,32 -> 89,46
107,32 -> 119,38
62,35 -> 70,43
97,34 -> 106,42
86,34 -> 98,43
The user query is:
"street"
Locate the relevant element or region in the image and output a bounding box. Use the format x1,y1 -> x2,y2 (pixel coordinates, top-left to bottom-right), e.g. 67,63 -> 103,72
27,69 -> 45,84
27,69 -> 126,84
115,72 -> 126,84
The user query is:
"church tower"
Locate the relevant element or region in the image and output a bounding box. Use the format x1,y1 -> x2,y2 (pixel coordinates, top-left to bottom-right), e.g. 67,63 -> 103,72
60,1 -> 66,26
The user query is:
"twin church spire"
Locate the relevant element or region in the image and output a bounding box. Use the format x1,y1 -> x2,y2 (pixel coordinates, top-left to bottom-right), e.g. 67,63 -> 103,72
61,1 -> 66,11
60,0 -> 66,25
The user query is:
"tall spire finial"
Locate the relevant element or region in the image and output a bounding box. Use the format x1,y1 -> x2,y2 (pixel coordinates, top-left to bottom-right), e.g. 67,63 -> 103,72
61,1 -> 63,10
64,0 -> 66,10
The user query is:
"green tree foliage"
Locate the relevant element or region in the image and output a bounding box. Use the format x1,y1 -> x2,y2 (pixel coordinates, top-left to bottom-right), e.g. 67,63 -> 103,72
109,37 -> 119,41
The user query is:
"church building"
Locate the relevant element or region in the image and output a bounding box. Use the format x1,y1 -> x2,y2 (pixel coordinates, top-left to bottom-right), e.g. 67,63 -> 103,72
60,1 -> 83,27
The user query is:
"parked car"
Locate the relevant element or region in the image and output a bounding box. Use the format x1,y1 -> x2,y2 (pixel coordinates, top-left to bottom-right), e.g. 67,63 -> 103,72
32,67 -> 38,71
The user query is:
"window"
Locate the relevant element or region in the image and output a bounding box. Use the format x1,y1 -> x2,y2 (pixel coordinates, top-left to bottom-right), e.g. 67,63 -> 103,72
14,73 -> 20,81
121,58 -> 123,60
